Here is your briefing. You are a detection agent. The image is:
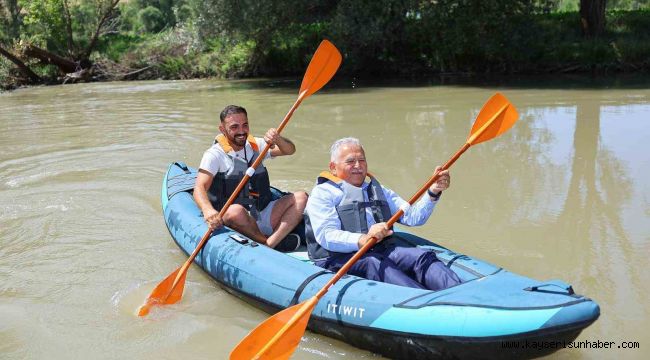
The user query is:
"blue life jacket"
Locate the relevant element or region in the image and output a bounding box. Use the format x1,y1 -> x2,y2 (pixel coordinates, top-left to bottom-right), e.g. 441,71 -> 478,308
305,171 -> 392,261
208,134 -> 272,216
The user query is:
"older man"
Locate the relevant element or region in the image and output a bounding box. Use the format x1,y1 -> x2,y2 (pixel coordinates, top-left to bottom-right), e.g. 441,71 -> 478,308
304,137 -> 461,290
194,105 -> 306,252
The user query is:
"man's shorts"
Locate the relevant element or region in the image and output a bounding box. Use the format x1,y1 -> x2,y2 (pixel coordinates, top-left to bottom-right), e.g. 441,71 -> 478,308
255,199 -> 278,236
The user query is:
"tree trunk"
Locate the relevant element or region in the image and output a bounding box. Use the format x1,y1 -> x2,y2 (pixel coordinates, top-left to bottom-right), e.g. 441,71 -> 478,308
21,44 -> 78,73
3,0 -> 21,40
0,45 -> 42,83
580,0 -> 607,37
62,0 -> 77,57
83,0 -> 120,60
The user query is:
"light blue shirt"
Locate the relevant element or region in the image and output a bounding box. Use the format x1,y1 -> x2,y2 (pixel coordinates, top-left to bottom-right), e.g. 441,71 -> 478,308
306,180 -> 438,253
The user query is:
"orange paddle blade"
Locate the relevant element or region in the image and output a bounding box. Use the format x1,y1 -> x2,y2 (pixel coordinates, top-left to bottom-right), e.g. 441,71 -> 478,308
299,40 -> 342,97
138,267 -> 186,316
230,297 -> 318,360
467,92 -> 519,145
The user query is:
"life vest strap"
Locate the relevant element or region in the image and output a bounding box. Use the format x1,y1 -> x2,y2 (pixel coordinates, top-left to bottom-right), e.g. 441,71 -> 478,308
214,133 -> 260,153
317,170 -> 377,184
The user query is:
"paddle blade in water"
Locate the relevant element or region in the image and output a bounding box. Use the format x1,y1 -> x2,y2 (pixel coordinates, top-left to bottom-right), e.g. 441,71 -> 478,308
299,40 -> 342,97
230,298 -> 317,360
468,92 -> 519,145
138,267 -> 186,316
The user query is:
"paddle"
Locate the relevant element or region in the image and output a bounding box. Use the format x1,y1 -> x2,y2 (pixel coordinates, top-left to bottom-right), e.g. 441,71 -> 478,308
229,92 -> 519,359
138,40 -> 342,317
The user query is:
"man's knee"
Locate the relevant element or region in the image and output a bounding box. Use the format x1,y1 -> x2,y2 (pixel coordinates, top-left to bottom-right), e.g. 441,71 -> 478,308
223,204 -> 248,225
279,191 -> 307,214
294,191 -> 308,211
359,255 -> 386,280
423,261 -> 462,290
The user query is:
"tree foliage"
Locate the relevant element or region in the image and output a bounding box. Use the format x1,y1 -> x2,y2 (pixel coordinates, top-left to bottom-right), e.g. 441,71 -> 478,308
138,6 -> 165,33
15,0 -> 120,58
189,0 -> 333,75
1,0 -> 649,89
0,0 -> 21,42
18,0 -> 69,52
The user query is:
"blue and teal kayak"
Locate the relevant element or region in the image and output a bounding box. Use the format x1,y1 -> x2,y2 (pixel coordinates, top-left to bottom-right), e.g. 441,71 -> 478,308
162,162 -> 599,359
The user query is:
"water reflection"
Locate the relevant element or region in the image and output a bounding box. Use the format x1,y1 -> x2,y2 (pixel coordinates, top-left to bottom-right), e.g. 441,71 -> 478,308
390,89 -> 648,358
553,100 -> 646,346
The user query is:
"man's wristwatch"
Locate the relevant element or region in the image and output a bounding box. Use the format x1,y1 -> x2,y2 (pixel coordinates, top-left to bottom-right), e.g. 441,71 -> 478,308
427,189 -> 442,201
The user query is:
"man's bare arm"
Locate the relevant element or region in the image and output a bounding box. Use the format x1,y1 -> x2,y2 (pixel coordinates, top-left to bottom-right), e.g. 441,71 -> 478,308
194,169 -> 222,229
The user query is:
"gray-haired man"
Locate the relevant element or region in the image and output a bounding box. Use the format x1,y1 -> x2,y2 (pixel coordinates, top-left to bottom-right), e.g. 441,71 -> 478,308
304,137 -> 461,290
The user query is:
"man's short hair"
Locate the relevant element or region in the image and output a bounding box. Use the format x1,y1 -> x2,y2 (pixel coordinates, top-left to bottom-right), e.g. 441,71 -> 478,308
220,105 -> 247,122
330,137 -> 363,162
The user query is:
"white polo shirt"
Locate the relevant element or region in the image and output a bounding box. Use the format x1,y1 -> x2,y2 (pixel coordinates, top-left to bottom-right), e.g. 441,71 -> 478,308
199,137 -> 272,175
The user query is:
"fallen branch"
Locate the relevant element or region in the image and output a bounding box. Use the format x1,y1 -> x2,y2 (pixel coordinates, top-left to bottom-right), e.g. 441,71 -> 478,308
0,45 -> 42,83
560,64 -> 585,73
121,65 -> 154,80
22,44 -> 78,73
62,68 -> 92,84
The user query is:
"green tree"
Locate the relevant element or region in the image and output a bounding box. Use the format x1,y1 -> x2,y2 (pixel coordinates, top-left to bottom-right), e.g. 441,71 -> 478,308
190,0 -> 335,75
415,0 -> 541,73
19,0 -> 71,53
132,0 -> 180,28
0,0 -> 21,42
0,0 -> 121,86
17,0 -> 121,58
138,5 -> 165,32
329,0 -> 417,74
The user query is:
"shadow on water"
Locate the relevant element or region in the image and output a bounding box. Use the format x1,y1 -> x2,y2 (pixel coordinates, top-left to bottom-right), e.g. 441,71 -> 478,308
239,73 -> 650,95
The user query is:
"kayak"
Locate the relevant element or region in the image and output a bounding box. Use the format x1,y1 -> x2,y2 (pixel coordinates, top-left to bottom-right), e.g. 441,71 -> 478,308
162,162 -> 599,359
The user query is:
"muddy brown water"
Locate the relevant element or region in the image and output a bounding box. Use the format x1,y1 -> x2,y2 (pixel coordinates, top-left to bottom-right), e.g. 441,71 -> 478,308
1,79 -> 648,359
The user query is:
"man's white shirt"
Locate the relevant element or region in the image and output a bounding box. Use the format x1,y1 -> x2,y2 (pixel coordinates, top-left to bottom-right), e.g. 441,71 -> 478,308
199,137 -> 272,175
306,180 -> 438,253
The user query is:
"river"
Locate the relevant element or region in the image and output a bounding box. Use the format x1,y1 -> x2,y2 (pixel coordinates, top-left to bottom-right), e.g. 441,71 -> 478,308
1,78 -> 648,359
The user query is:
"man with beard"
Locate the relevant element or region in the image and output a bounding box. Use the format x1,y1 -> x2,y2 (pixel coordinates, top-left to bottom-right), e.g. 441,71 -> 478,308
304,137 -> 461,290
194,105 -> 306,252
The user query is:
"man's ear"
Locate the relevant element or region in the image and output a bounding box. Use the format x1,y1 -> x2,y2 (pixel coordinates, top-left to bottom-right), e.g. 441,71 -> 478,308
329,161 -> 336,175
218,123 -> 225,134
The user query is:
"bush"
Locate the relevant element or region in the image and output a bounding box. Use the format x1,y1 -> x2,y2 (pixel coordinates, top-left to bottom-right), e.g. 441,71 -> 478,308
118,2 -> 141,32
138,6 -> 166,33
609,9 -> 650,36
158,56 -> 187,78
98,33 -> 145,62
175,4 -> 193,24
0,56 -> 14,90
207,39 -> 257,77
614,39 -> 650,64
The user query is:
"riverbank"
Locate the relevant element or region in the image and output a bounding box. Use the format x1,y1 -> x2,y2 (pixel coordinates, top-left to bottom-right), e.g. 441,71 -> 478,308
1,6 -> 649,91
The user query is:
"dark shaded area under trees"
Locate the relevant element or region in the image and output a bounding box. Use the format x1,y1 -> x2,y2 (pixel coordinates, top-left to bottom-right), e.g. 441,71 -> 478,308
1,0 -> 649,90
